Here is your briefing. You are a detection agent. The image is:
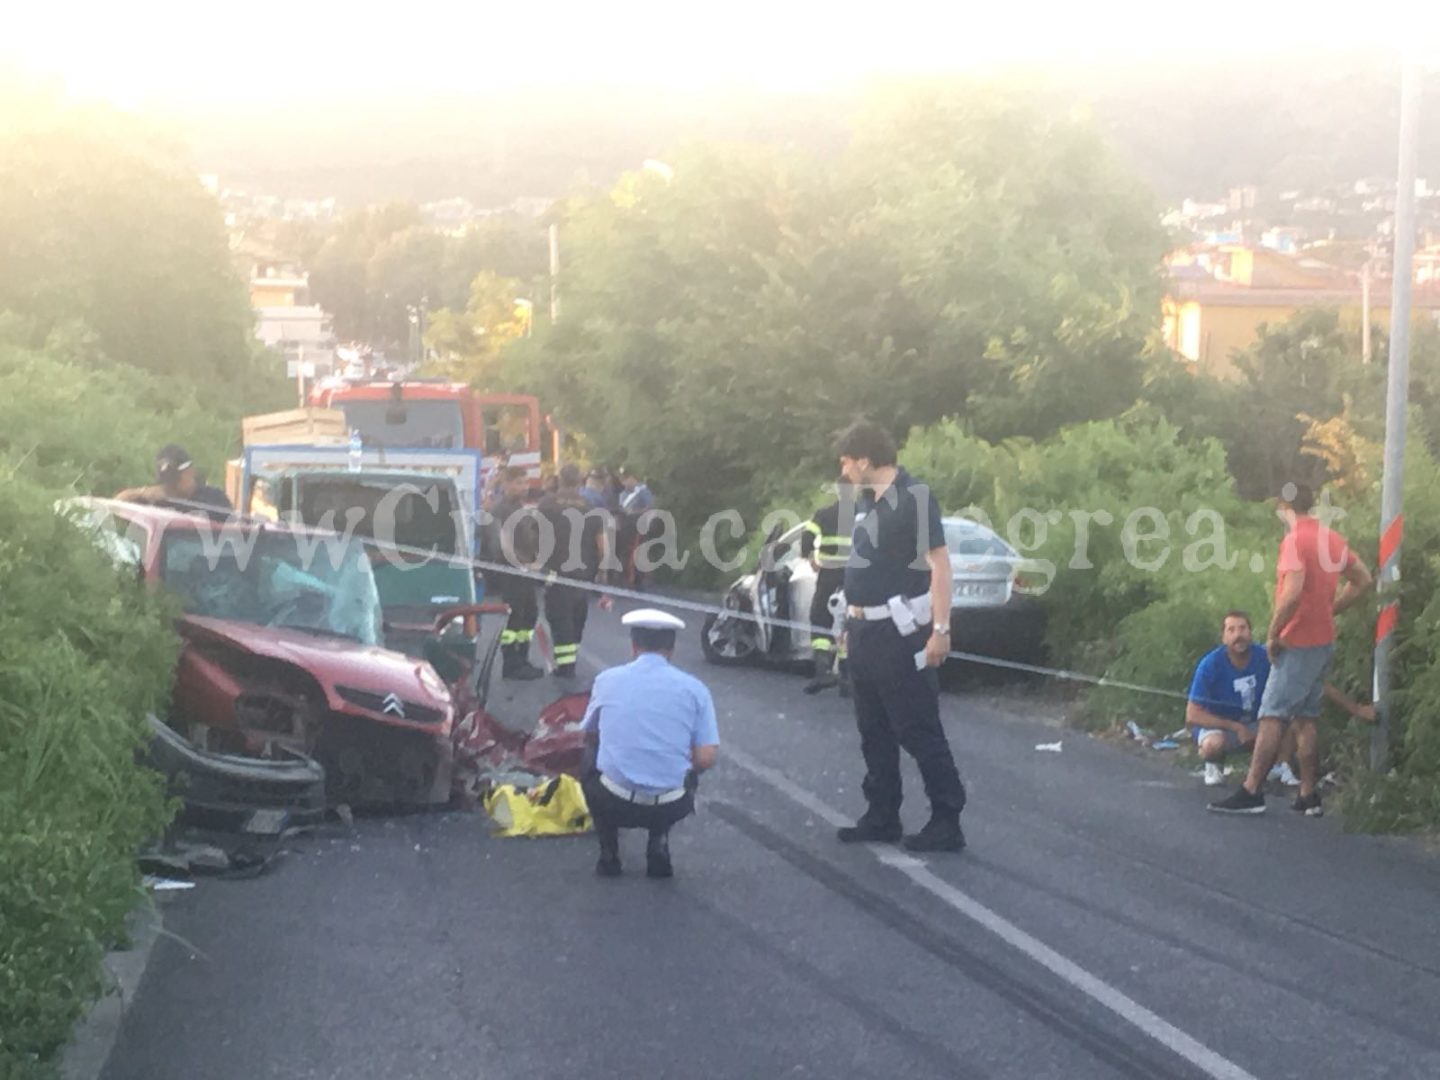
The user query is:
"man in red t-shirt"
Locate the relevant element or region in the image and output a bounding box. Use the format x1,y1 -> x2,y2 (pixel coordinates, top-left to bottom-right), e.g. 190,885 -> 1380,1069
1210,481 -> 1372,817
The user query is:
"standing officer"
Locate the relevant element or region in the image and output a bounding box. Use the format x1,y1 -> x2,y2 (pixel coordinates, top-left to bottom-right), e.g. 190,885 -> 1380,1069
833,420 -> 966,853
536,463 -> 611,679
580,609 -> 720,878
799,481 -> 853,694
482,465 -> 543,680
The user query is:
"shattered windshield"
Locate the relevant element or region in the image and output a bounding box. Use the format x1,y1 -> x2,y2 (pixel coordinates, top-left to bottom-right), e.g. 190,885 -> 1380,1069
160,526 -> 383,645
295,476 -> 462,557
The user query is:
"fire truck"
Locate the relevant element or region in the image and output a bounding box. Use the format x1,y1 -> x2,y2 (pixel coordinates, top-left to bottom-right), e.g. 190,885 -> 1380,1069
309,379 -> 554,482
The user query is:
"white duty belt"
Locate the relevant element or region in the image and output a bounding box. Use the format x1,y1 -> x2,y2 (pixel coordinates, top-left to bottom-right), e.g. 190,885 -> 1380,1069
600,774 -> 687,805
846,593 -> 933,625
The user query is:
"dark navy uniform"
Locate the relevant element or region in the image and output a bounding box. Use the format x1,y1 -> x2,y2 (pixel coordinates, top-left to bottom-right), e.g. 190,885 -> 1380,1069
482,494 -> 543,679
843,468 -> 965,839
537,486 -> 607,677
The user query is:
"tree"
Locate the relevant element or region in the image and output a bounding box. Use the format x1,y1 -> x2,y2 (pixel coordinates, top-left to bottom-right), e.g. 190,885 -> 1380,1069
508,87 -> 1167,539
0,99 -> 283,412
1145,310 -> 1385,499
425,271 -> 529,384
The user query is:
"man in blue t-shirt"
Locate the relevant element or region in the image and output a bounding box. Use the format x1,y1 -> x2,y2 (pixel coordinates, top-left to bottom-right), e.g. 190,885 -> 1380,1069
1186,611 -> 1272,787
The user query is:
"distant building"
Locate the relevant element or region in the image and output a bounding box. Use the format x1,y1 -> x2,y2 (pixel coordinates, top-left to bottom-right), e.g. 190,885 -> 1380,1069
255,306 -> 337,376
1260,226 -> 1307,254
1163,245 -> 1440,378
1228,185 -> 1259,212
249,264 -> 310,308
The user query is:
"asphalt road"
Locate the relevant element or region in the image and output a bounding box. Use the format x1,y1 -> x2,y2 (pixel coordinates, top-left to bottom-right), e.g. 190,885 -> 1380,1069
104,602 -> 1440,1080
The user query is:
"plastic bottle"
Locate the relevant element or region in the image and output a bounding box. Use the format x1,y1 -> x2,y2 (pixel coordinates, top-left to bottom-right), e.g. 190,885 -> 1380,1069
348,429 -> 363,473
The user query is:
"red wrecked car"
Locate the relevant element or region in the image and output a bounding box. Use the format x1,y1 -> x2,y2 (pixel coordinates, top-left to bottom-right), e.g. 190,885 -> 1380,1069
64,499 -> 590,807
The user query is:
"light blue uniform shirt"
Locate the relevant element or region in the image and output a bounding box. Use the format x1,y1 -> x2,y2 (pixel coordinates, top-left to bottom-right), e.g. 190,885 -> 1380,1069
582,652 -> 719,793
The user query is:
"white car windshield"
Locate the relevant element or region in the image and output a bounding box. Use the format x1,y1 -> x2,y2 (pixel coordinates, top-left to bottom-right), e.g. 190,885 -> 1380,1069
160,526 -> 383,645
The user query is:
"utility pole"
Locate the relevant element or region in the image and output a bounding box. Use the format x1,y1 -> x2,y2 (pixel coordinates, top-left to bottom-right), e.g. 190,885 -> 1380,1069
1373,56 -> 1422,773
549,223 -> 561,324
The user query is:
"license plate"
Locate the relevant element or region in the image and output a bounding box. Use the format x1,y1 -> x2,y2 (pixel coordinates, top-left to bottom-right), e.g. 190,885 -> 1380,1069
953,582 -> 1004,603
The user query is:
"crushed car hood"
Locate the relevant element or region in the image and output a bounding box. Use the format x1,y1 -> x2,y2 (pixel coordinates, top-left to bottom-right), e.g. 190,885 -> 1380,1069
180,616 -> 450,714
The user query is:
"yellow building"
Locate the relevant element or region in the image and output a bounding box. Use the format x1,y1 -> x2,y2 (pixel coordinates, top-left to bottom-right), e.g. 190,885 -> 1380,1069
249,274 -> 310,309
1163,247 -> 1440,379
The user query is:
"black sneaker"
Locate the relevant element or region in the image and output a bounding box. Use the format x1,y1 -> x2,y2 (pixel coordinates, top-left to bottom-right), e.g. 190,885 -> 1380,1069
1291,791 -> 1324,817
595,856 -> 622,877
902,817 -> 966,853
1208,787 -> 1266,814
836,815 -> 903,844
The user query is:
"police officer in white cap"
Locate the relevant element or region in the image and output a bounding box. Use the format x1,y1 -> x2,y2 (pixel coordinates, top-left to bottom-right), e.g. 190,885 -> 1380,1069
580,608 -> 720,878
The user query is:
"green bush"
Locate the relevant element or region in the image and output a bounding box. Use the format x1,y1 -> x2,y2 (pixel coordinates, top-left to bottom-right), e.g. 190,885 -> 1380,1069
0,468 -> 178,1077
0,338 -> 242,495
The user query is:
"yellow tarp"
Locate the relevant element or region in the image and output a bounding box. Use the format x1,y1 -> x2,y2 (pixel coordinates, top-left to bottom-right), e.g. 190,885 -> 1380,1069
483,775 -> 592,837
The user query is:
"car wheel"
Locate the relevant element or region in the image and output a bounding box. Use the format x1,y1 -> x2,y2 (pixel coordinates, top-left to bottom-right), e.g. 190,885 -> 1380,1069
701,611 -> 757,666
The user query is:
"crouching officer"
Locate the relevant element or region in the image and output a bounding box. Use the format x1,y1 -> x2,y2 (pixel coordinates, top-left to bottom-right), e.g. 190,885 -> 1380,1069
580,609 -> 720,878
800,482 -> 853,694
832,420 -> 966,853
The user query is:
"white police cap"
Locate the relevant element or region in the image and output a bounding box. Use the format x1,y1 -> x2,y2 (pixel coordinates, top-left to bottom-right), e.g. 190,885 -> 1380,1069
621,608 -> 686,631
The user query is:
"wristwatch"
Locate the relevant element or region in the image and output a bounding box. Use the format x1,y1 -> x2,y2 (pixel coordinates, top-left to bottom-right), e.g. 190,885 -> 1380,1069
931,625 -> 951,637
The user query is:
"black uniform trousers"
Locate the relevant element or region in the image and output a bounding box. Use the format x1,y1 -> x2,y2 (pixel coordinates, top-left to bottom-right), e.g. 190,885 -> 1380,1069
847,617 -> 966,820
808,568 -> 845,649
486,570 -> 538,645
544,579 -> 589,669
581,774 -> 695,842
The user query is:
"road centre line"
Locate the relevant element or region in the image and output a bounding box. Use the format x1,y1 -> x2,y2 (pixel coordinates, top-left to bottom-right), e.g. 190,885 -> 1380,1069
722,745 -> 1260,1080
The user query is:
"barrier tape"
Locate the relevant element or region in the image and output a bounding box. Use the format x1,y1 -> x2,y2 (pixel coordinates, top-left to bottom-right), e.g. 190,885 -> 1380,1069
99,494 -> 1207,709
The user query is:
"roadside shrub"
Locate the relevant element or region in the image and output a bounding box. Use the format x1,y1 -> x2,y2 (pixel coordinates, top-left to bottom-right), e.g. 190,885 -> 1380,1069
0,457 -> 178,1074
0,339 -> 239,496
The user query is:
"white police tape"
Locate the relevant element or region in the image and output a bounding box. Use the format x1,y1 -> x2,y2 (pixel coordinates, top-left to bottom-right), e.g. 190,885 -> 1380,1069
132,494 -> 1194,707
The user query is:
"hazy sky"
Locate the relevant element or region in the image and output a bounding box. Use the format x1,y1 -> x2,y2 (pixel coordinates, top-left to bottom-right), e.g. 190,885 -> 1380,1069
3,1 -> 1421,108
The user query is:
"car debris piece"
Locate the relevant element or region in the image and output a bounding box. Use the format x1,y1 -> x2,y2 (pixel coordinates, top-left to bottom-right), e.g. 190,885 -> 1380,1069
1035,741 -> 1063,752
145,714 -> 326,831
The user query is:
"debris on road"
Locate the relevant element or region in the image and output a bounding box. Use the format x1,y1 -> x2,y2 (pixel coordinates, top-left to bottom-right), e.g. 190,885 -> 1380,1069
1035,741 -> 1063,753
142,876 -> 196,892
145,714 -> 327,832
483,775 -> 592,838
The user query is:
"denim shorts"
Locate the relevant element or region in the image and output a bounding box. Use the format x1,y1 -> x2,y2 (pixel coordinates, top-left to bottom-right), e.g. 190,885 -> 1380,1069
1258,643 -> 1334,720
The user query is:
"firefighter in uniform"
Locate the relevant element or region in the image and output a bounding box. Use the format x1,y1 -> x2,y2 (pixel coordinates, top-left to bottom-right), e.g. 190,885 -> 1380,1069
537,463 -> 610,679
483,465 -> 544,680
832,420 -> 966,853
799,485 -> 853,695
581,609 -> 720,878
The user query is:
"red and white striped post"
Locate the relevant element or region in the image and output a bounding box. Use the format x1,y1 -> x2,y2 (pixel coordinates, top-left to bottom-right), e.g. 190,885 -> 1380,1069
1373,57 -> 1422,773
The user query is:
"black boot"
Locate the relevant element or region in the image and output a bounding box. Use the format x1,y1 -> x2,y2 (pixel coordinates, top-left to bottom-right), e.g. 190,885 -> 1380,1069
596,827 -> 621,877
803,648 -> 839,695
837,659 -> 852,699
836,811 -> 902,844
903,813 -> 966,853
646,830 -> 673,878
502,642 -> 543,680
554,663 -> 576,679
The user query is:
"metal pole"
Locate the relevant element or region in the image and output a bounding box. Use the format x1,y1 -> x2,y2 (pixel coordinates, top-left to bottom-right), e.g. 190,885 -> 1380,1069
549,223 -> 560,324
1373,56 -> 1422,773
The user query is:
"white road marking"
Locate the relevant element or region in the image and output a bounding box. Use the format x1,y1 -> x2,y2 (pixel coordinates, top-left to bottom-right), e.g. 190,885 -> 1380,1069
723,745 -> 1260,1080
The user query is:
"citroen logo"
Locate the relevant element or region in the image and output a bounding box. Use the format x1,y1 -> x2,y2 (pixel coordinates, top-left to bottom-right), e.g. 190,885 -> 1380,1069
381,693 -> 406,718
